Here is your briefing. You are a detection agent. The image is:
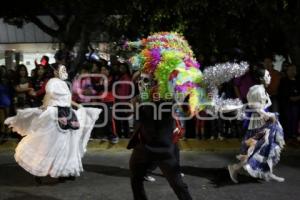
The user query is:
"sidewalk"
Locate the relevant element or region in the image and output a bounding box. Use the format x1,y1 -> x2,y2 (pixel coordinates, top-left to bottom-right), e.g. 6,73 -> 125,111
1,138 -> 299,153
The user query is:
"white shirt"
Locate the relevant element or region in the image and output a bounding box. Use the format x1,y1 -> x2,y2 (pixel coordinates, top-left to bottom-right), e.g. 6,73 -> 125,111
43,78 -> 71,107
246,84 -> 273,129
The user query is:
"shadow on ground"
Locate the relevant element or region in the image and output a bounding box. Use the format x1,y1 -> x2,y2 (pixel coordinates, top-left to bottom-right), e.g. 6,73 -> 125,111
180,166 -> 261,187
151,165 -> 261,187
84,164 -> 131,177
0,163 -> 67,187
3,191 -> 62,200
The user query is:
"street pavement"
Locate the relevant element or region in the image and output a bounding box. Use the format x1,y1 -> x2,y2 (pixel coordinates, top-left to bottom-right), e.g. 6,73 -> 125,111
0,148 -> 299,200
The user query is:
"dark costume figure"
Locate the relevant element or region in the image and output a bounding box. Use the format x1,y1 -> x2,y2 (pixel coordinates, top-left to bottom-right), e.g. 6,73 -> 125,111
126,32 -> 248,199
126,32 -> 199,200
129,102 -> 192,200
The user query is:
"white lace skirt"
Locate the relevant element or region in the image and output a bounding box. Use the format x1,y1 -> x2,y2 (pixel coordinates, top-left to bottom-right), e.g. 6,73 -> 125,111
4,106 -> 101,178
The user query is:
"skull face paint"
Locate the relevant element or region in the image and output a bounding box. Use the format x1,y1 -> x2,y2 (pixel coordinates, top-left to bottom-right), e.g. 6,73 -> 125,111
58,65 -> 68,80
263,70 -> 271,86
138,73 -> 154,101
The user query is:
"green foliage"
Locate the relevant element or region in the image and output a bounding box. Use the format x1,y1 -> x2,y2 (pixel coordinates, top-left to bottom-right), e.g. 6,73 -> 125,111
1,0 -> 300,64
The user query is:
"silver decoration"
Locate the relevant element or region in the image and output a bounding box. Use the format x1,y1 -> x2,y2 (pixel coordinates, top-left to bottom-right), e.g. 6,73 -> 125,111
203,61 -> 249,119
206,95 -> 244,119
203,61 -> 249,87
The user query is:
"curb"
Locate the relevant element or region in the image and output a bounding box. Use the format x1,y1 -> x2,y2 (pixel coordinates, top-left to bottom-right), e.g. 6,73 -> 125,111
1,139 -> 299,153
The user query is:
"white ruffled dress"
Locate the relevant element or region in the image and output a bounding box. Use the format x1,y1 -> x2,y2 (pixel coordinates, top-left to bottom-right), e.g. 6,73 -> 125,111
240,85 -> 285,180
5,78 -> 101,177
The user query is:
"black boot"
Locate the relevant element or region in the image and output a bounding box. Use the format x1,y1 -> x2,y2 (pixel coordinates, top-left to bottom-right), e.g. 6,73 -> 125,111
0,132 -> 8,144
58,177 -> 67,183
68,176 -> 76,181
65,176 -> 76,181
34,176 -> 42,185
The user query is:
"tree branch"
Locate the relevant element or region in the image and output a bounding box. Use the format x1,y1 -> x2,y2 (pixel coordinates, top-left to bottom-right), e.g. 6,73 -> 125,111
48,12 -> 63,27
27,15 -> 59,37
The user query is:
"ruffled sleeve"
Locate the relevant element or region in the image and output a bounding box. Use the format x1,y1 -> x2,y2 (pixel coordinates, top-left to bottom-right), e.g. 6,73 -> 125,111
43,78 -> 71,107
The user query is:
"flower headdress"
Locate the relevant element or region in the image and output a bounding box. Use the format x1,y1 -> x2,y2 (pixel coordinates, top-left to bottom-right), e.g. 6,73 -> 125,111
127,32 -> 207,113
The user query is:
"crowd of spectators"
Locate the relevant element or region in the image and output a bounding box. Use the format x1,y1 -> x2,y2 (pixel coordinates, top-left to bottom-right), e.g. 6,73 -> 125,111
1,52 -> 299,144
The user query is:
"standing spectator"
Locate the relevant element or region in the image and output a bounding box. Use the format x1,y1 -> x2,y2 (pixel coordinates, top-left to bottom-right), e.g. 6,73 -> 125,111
92,64 -> 118,143
110,61 -> 120,80
220,81 -> 238,138
115,62 -> 133,138
72,64 -> 95,104
195,111 -> 206,139
278,64 -> 300,139
29,65 -> 48,107
54,50 -> 69,66
35,55 -> 53,79
233,64 -> 256,103
205,84 -> 228,140
13,64 -> 32,110
30,68 -> 37,80
89,62 -> 102,139
263,56 -> 281,112
0,65 -> 13,143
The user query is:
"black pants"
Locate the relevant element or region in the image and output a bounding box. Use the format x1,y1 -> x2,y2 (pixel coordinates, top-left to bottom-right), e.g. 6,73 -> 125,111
91,102 -> 116,139
146,144 -> 181,174
115,104 -> 130,138
129,145 -> 192,200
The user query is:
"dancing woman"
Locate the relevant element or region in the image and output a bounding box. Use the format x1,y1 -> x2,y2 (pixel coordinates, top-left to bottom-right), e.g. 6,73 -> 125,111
228,66 -> 285,183
5,64 -> 101,182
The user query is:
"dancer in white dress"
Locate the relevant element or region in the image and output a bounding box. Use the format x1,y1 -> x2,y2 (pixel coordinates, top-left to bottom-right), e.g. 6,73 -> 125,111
5,64 -> 101,182
228,67 -> 285,183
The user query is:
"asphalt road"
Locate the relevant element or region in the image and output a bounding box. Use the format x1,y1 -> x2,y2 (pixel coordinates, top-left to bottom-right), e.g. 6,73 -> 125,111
0,150 -> 299,200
